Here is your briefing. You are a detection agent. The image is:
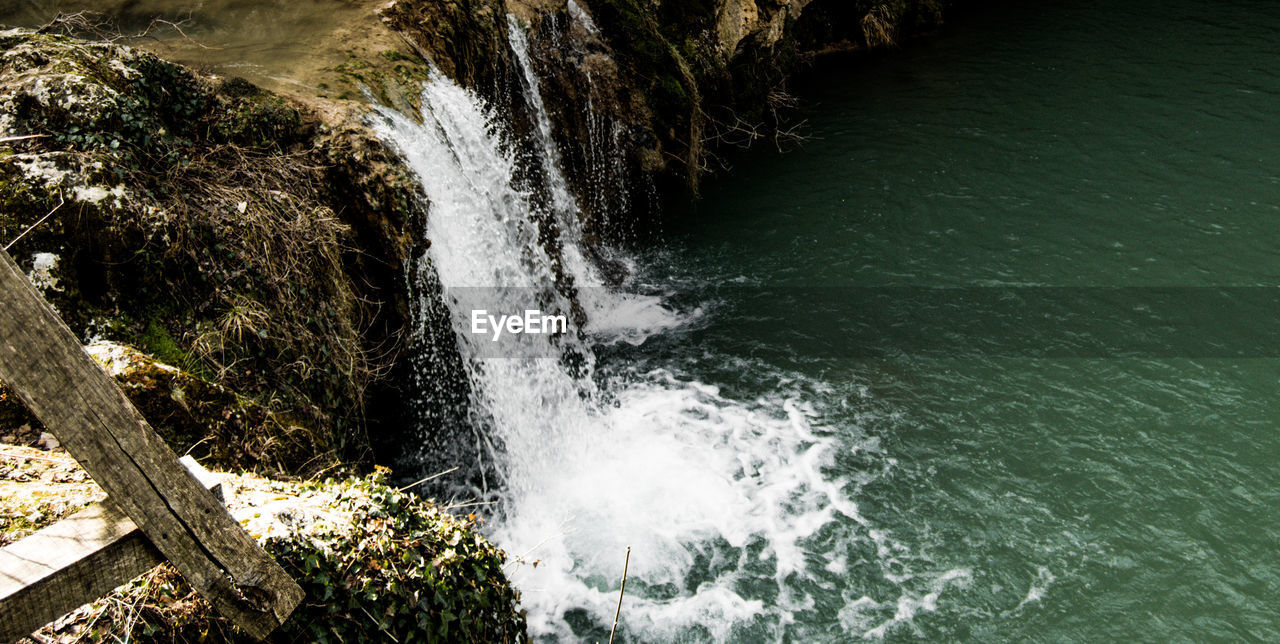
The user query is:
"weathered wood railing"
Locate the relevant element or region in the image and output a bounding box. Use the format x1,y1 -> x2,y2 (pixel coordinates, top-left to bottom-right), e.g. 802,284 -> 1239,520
0,248 -> 302,642
0,456 -> 223,640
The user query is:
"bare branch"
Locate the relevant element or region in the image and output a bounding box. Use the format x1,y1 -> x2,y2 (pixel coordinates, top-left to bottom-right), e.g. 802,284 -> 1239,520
37,10 -> 215,50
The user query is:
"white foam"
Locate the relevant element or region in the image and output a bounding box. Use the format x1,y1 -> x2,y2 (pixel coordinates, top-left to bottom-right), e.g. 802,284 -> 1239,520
1007,566 -> 1055,615
858,568 -> 972,639
371,64 -> 938,640
490,369 -> 854,640
581,291 -> 688,344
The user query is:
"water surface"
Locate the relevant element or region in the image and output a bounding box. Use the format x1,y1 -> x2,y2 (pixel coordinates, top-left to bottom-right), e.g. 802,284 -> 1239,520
640,0 -> 1280,639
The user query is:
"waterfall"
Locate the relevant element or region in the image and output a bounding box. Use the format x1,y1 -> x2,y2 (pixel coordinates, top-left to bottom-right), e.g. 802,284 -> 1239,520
567,0 -> 600,36
506,17 -> 670,342
370,28 -> 857,641
506,13 -> 601,302
508,14 -> 577,225
371,75 -> 597,504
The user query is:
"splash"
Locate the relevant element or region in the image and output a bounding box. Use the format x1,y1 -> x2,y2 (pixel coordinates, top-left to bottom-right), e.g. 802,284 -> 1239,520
369,27 -> 921,639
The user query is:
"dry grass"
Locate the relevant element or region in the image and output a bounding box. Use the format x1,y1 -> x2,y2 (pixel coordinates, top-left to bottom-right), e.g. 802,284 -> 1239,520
137,141 -> 391,446
862,4 -> 899,49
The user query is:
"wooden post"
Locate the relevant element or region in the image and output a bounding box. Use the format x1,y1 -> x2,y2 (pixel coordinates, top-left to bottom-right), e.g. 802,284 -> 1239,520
0,459 -> 223,643
0,249 -> 302,639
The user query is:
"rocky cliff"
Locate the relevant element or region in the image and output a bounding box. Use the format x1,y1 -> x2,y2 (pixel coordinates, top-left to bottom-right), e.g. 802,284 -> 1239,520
381,0 -> 959,224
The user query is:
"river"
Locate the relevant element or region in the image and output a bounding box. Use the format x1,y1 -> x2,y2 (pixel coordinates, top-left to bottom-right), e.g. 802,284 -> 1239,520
641,0 -> 1280,639
6,0 -> 1277,639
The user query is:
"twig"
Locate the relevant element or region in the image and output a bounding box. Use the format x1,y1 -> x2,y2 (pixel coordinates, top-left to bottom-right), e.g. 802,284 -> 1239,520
4,191 -> 65,252
183,435 -> 212,456
118,568 -> 161,642
0,134 -> 46,144
608,546 -> 631,644
440,499 -> 498,511
38,10 -> 216,50
0,448 -> 75,463
396,465 -> 460,492
357,605 -> 400,643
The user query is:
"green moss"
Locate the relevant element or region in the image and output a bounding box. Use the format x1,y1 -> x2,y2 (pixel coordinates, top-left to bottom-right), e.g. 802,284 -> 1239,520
330,50 -> 431,111
655,72 -> 690,110
592,0 -> 669,68
213,93 -> 305,149
381,50 -> 414,63
138,319 -> 205,378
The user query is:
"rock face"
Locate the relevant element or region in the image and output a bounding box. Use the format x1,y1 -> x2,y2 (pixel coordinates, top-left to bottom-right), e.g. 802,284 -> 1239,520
0,29 -> 428,476
380,0 -> 957,216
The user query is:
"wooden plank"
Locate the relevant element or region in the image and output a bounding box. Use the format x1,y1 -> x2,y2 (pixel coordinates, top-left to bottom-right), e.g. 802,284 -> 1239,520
0,502 -> 160,642
0,459 -> 222,643
0,249 -> 302,639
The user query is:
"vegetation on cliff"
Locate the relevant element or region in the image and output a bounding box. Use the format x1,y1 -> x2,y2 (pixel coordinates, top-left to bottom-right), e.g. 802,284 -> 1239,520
0,26 -> 532,641
0,2 -> 967,640
0,29 -> 426,476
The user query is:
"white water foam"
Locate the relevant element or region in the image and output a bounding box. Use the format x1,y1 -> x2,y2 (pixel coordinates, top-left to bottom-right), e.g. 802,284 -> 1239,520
371,39 -> 957,639
371,70 -> 860,639
844,568 -> 973,639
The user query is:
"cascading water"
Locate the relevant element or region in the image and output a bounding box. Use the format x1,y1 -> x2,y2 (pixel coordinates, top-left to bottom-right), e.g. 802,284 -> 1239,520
506,16 -> 673,342
508,14 -> 577,227
567,0 -> 599,35
369,23 -> 892,641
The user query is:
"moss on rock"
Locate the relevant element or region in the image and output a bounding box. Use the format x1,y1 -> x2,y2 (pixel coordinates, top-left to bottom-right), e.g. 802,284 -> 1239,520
0,445 -> 98,547
211,78 -> 307,150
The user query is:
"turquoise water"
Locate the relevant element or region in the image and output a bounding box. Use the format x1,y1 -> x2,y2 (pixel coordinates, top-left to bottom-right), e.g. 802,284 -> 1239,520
630,0 -> 1280,639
